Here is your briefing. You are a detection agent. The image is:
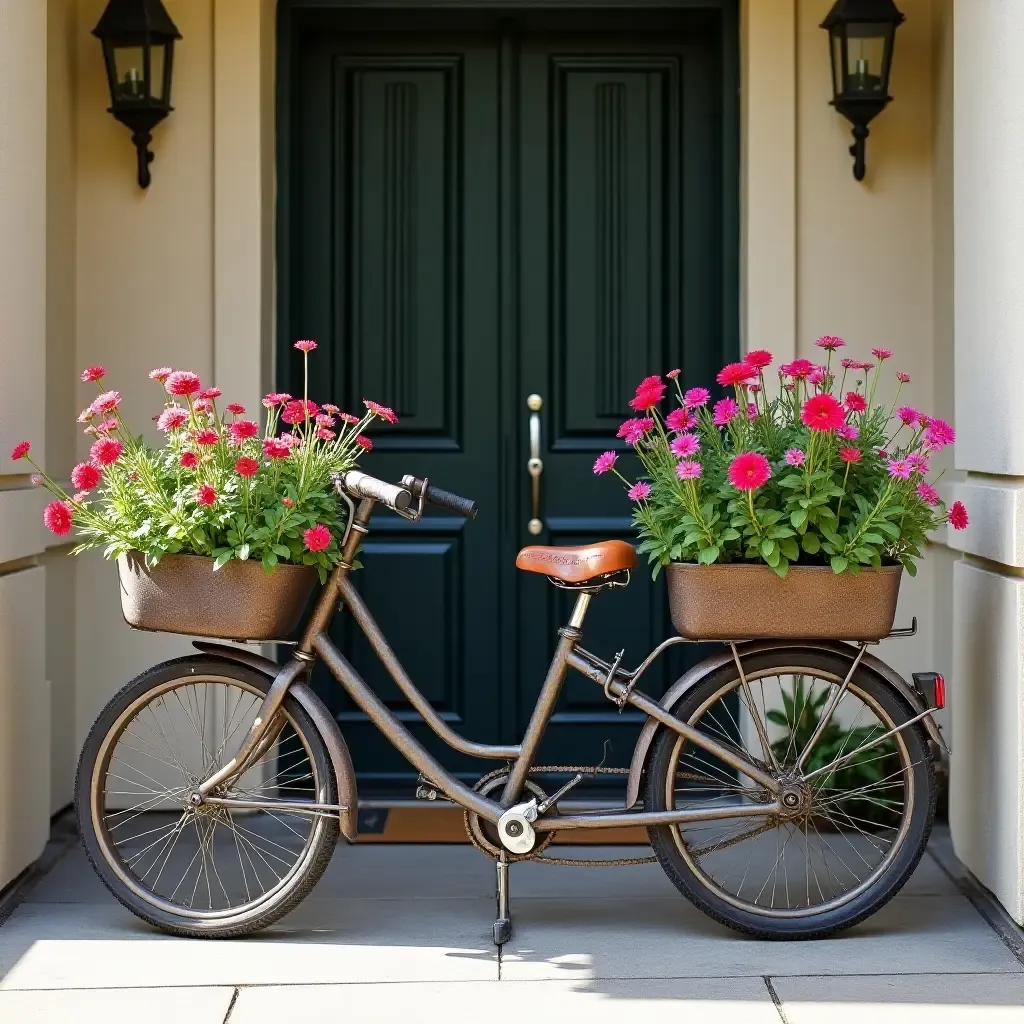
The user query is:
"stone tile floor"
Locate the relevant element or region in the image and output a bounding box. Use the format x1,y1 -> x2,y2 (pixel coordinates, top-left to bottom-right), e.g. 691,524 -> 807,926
1,825 -> 1023,1022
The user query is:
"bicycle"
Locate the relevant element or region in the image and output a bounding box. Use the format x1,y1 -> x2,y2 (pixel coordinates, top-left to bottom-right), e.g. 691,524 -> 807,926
76,469 -> 947,943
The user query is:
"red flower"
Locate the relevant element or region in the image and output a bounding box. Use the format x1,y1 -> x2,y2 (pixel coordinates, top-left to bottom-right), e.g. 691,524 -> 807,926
628,375 -> 666,411
728,452 -> 771,492
363,399 -> 399,424
228,419 -> 259,444
354,435 -> 373,451
225,403 -> 246,416
89,437 -> 123,466
43,500 -> 74,536
157,406 -> 188,432
149,367 -> 173,381
839,447 -> 862,464
316,427 -> 336,441
90,390 -> 121,415
80,366 -> 106,383
743,349 -> 773,369
166,371 -> 202,397
262,437 -> 291,460
294,339 -> 318,353
180,451 -> 199,469
844,391 -> 867,413
9,440 -> 31,461
194,428 -> 219,446
780,359 -> 815,379
196,484 -> 217,506
814,335 -> 845,351
281,399 -> 318,425
303,524 -> 331,551
896,372 -> 911,384
194,398 -> 213,414
716,362 -> 758,387
801,394 -> 845,432
235,457 -> 260,478
198,387 -> 222,400
282,497 -> 295,508
71,462 -> 101,490
949,500 -> 969,531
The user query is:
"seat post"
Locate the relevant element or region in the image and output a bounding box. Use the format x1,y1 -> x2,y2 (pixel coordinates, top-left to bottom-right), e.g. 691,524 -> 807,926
568,591 -> 593,629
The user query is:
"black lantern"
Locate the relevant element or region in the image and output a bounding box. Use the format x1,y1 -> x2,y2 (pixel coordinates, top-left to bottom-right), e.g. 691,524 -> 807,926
821,0 -> 904,181
92,0 -> 181,189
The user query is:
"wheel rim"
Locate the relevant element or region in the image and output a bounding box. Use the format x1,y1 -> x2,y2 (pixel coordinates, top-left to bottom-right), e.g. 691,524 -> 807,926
664,665 -> 917,919
91,675 -> 330,921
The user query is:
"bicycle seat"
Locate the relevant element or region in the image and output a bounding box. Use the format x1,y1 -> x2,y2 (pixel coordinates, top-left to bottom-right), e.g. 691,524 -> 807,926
515,540 -> 637,585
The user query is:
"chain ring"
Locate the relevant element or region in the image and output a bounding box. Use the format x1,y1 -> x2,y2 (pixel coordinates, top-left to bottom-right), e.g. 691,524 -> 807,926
464,768 -> 556,861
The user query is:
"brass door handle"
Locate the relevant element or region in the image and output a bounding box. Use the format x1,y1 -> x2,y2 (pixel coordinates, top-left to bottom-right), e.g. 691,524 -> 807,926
527,394 -> 543,535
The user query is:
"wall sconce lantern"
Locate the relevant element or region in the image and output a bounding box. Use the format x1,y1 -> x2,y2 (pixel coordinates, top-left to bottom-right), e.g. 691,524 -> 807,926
821,0 -> 904,181
92,0 -> 181,189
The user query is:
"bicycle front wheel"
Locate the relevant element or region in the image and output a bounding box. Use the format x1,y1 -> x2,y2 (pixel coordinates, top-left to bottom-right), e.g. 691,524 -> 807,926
75,657 -> 339,938
645,649 -> 935,940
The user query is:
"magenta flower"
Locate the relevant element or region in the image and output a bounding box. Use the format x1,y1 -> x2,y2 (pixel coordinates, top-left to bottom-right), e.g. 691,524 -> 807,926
43,500 -> 74,536
627,481 -> 652,502
80,366 -> 106,383
676,460 -> 702,481
744,349 -> 773,369
593,451 -> 618,475
91,391 -> 121,415
924,417 -> 955,450
896,372 -> 911,383
844,391 -> 867,413
712,398 -> 739,426
629,375 -> 667,411
683,387 -> 710,409
916,482 -> 940,506
165,371 -> 202,397
294,339 -> 318,353
364,399 -> 399,424
89,437 -> 123,467
665,407 -> 693,432
815,335 -> 845,351
872,347 -> 894,361
728,452 -> 771,492
887,458 -> 912,480
780,359 -> 815,380
801,394 -> 845,432
157,406 -> 188,432
836,423 -> 860,440
784,448 -> 805,467
716,362 -> 758,387
10,440 -> 31,461
907,452 -> 930,475
669,433 -> 700,458
71,462 -> 101,491
897,405 -> 923,428
949,501 -> 969,531
666,368 -> 681,380
225,402 -> 246,416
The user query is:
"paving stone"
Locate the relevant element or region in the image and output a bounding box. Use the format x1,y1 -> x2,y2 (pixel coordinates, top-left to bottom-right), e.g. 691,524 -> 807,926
0,986 -> 235,1023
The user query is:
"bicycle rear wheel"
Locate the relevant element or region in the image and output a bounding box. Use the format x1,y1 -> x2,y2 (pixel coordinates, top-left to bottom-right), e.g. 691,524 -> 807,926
75,657 -> 339,937
644,649 -> 935,940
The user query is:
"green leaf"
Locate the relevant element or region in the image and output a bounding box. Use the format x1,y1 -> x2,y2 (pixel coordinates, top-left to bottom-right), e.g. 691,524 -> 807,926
697,546 -> 720,565
720,528 -> 741,542
830,555 -> 849,574
237,543 -> 250,561
791,509 -> 808,529
273,544 -> 291,558
760,539 -> 776,559
771,557 -> 789,579
801,532 -> 821,555
780,538 -> 800,561
213,550 -> 233,571
763,546 -> 781,568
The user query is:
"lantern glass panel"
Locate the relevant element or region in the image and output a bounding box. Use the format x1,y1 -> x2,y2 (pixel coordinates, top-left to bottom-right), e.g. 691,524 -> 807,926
842,23 -> 887,97
113,45 -> 147,100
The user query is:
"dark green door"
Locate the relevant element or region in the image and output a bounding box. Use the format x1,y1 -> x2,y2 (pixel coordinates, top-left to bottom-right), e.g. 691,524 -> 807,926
280,6 -> 737,795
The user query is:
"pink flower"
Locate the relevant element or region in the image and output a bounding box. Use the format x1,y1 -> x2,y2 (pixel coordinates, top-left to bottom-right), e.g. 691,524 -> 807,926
43,500 -> 73,535
322,403 -> 339,414
676,460 -> 702,481
839,447 -> 862,464
666,368 -> 681,380
728,452 -> 771,491
627,481 -> 652,502
801,394 -> 845,432
89,437 -> 123,467
80,366 -> 106,383
749,384 -> 762,393
199,387 -> 222,400
916,482 -> 940,506
278,431 -> 301,448
629,375 -> 666,411
896,372 -> 911,384
665,407 -> 693,432
166,371 -> 202,397
815,335 -> 845,351
72,491 -> 90,504
225,403 -> 246,416
235,457 -> 260,478
837,423 -> 860,440
228,419 -> 259,444
898,406 -> 923,428
281,399 -> 318,425
193,398 -> 214,414
784,448 -> 805,467
316,413 -> 335,427
844,391 -> 867,413
294,339 -> 318,353
193,428 -> 219,446
670,433 -> 701,458
924,417 -> 956,450
262,392 -> 291,408
744,349 -> 773,369
747,402 -> 758,421
712,398 -> 739,426
304,524 -> 331,551
316,427 -> 336,440
364,399 -> 399,424
887,458 -> 912,480
10,441 -> 31,461
179,451 -> 199,469
77,407 -> 95,424
71,462 -> 101,490
354,434 -> 373,451
340,412 -> 359,425
908,452 -> 930,475
840,358 -> 860,370
149,367 -> 173,381
95,417 -> 118,433
949,500 -> 969,531
716,362 -> 758,387
157,406 -> 188,432
593,451 -> 618,475
616,417 -> 654,445
196,484 -> 217,507
872,347 -> 894,361
780,359 -> 815,379
30,474 -> 43,487
684,387 -> 711,409
91,390 -> 121,415
282,497 -> 295,508
262,438 -> 291,460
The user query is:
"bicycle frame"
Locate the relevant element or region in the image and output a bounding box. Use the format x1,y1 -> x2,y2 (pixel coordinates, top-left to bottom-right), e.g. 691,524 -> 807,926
198,495 -> 784,834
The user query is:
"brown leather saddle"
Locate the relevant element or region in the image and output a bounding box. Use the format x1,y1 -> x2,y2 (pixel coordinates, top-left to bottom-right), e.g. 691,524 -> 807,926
515,540 -> 637,588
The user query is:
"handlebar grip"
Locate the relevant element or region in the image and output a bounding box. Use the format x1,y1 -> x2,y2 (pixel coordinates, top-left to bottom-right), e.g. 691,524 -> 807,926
337,470 -> 412,511
424,483 -> 478,520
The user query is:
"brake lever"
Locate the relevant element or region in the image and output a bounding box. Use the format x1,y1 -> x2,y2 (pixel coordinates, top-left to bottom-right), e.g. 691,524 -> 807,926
391,475 -> 426,522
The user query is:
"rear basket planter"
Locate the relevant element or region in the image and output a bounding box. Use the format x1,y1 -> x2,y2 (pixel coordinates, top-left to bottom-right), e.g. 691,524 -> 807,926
665,562 -> 903,642
117,551 -> 318,641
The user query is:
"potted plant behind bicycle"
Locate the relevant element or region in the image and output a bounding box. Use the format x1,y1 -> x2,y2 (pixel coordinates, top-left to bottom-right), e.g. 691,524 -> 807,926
10,340 -> 397,641
595,339 -> 969,641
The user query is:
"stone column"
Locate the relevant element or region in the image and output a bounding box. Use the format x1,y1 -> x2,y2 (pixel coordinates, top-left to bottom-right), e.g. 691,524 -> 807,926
949,0 -> 1024,923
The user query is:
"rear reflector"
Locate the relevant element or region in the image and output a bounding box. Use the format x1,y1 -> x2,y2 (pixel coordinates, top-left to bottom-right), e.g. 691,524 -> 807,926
912,671 -> 945,710
934,674 -> 946,709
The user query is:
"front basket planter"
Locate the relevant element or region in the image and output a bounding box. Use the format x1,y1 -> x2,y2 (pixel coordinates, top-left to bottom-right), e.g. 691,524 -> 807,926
666,562 -> 903,641
117,552 -> 318,641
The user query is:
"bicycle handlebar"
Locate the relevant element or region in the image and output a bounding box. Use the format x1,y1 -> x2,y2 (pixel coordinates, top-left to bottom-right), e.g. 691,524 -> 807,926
335,470 -> 412,511
404,477 -> 479,520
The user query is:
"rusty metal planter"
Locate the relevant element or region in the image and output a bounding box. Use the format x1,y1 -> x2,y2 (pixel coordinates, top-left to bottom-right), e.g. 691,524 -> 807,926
117,551 -> 318,641
665,562 -> 903,641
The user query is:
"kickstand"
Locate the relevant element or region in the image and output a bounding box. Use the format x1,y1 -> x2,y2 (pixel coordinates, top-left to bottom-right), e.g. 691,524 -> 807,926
493,852 -> 512,946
